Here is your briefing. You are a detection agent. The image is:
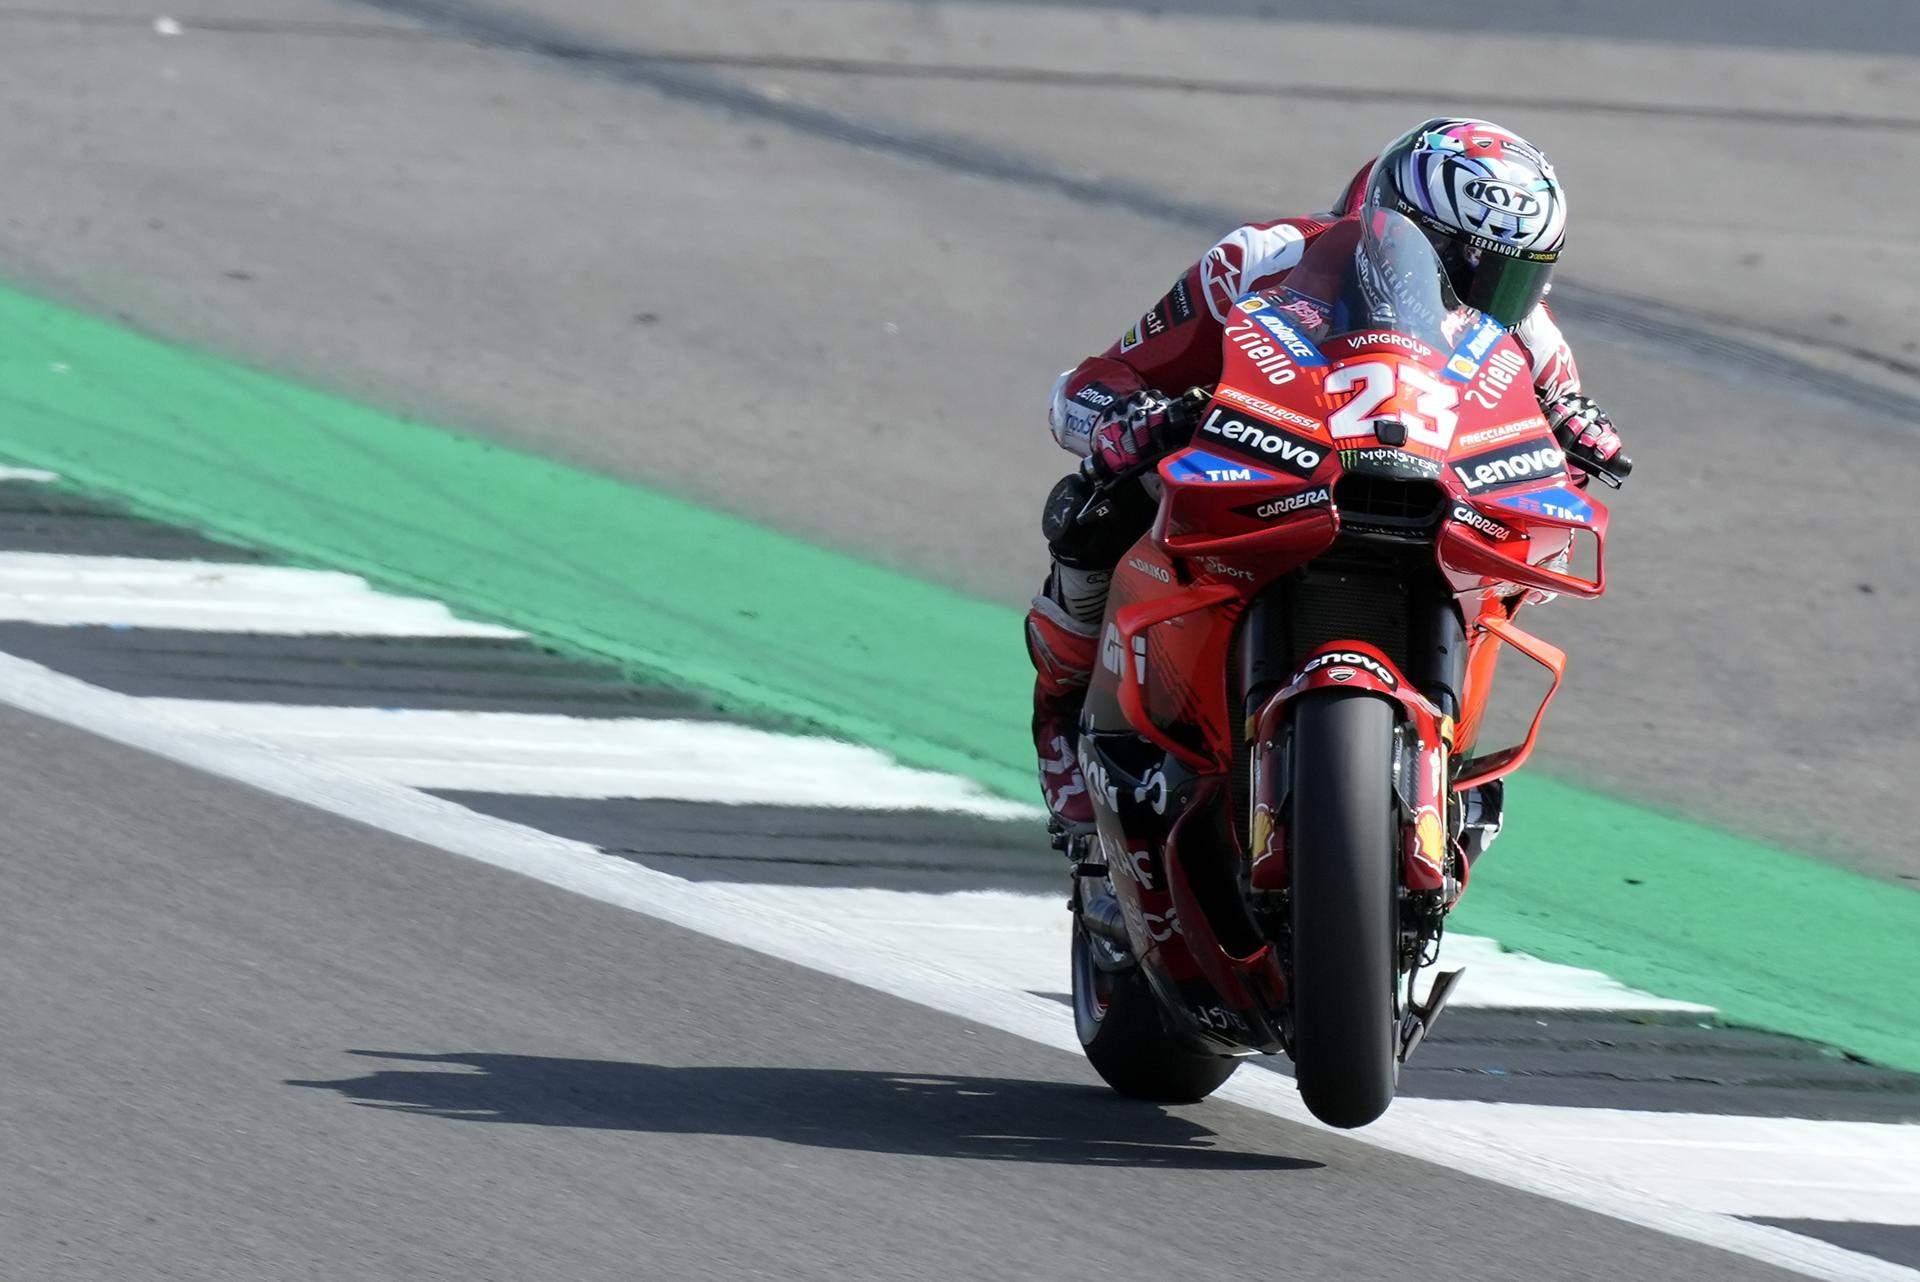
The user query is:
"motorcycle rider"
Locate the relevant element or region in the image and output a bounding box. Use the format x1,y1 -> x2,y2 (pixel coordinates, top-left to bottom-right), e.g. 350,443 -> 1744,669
1027,118 -> 1626,835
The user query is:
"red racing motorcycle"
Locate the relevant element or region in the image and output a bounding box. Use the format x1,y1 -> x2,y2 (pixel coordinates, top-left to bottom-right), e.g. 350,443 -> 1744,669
1067,210 -> 1628,1128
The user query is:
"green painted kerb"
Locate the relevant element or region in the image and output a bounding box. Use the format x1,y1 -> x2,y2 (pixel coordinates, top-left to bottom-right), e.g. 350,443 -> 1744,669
0,285 -> 1915,1072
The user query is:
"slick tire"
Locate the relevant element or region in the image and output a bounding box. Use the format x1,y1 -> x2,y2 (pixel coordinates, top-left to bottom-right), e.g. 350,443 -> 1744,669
1288,690 -> 1400,1129
1071,920 -> 1238,1104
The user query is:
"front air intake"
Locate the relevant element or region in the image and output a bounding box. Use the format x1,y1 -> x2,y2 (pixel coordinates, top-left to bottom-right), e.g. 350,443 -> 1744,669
1333,475 -> 1445,537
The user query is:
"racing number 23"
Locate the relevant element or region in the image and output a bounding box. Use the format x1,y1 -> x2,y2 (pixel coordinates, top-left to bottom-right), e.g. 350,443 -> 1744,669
1325,361 -> 1459,450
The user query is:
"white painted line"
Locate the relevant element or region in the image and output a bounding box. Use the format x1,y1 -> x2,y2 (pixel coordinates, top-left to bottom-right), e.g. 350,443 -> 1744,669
714,884 -> 1712,1013
1391,1101 -> 1920,1226
0,466 -> 59,483
134,701 -> 1043,819
0,553 -> 524,637
0,652 -> 1907,1282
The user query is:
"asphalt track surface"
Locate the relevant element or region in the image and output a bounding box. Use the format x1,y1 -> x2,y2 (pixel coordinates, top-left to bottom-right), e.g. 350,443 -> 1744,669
1,483 -> 1916,1279
1,4 -> 1919,1279
3,0 -> 1920,879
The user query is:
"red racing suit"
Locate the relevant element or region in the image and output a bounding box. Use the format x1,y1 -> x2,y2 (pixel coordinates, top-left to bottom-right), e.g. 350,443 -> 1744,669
1025,168 -> 1586,827
1047,171 -> 1582,461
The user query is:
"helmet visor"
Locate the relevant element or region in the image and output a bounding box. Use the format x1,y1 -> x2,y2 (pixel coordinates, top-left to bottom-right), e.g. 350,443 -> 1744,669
1452,242 -> 1555,327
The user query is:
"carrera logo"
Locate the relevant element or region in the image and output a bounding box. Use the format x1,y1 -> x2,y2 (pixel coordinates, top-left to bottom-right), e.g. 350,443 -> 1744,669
1224,317 -> 1300,387
1343,331 -> 1433,358
1300,650 -> 1397,689
1450,502 -> 1513,541
1126,556 -> 1170,584
1451,440 -> 1565,493
1214,385 -> 1322,432
1456,416 -> 1546,450
1463,178 -> 1541,218
1199,408 -> 1323,477
1234,486 -> 1331,521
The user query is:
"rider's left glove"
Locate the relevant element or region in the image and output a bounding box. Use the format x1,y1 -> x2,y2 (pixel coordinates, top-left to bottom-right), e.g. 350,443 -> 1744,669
1545,393 -> 1623,474
1090,391 -> 1190,479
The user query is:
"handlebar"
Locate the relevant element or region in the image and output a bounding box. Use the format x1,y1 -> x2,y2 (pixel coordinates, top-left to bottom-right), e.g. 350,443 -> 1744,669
1078,387 -> 1211,486
1567,441 -> 1632,488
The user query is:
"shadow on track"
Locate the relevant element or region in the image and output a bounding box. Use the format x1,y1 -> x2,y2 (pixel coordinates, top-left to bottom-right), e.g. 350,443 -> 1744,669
287,1051 -> 1321,1171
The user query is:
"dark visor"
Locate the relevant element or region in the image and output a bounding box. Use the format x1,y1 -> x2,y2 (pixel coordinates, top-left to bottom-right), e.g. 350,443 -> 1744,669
1441,239 -> 1555,328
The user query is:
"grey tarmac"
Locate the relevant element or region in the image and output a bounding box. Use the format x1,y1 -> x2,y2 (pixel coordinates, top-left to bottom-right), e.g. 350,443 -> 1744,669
0,701 -> 1812,1282
1,0 -> 1917,878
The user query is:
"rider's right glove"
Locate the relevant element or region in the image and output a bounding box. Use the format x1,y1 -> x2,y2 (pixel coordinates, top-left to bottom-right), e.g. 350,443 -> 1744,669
1545,393 -> 1628,482
1088,391 -> 1189,479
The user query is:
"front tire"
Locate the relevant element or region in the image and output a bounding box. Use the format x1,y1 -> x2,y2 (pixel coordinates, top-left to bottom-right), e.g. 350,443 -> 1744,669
1289,691 -> 1400,1128
1071,920 -> 1238,1104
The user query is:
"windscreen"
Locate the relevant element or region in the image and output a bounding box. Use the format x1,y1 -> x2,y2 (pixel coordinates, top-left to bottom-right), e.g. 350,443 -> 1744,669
1275,211 -> 1462,351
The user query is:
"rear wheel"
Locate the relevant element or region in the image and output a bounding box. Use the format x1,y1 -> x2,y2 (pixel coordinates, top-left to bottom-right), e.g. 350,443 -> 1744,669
1288,691 -> 1400,1128
1071,919 -> 1238,1104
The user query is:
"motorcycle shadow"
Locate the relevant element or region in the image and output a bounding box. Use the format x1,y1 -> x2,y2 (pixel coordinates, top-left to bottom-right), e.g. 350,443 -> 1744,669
287,1050 -> 1320,1171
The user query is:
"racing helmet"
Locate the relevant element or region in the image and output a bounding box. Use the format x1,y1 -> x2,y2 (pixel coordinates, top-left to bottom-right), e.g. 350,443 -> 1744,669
1362,118 -> 1567,327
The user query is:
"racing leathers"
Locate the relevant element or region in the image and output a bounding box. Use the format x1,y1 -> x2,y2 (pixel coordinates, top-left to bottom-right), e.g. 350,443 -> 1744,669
1026,173 -> 1613,832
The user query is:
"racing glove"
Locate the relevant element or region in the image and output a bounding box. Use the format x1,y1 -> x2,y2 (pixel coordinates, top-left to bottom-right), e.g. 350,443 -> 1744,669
1545,393 -> 1626,479
1087,391 -> 1200,479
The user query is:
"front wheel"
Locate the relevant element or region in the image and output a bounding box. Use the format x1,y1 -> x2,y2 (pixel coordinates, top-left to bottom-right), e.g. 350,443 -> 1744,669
1071,920 -> 1238,1104
1288,690 -> 1400,1128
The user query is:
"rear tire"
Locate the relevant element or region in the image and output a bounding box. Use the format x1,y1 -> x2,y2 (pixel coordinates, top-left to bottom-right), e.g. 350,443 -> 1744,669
1289,691 -> 1400,1128
1072,920 -> 1238,1104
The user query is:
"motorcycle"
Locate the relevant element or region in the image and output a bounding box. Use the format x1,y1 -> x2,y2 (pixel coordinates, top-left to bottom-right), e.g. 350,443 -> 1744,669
1066,209 -> 1629,1129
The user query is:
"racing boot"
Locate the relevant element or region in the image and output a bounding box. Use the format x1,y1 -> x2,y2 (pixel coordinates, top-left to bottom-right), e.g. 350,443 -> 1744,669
1026,585 -> 1100,837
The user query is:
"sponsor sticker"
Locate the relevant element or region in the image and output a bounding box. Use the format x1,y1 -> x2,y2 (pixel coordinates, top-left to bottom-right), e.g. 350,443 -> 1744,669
1125,555 -> 1171,584
1214,384 -> 1323,432
1223,317 -> 1301,387
1442,314 -> 1509,383
1493,485 -> 1594,524
1164,448 -> 1276,485
1341,330 -> 1434,359
1299,649 -> 1398,688
1252,312 -> 1328,367
1450,502 -> 1514,541
1235,293 -> 1269,315
1166,278 -> 1197,325
1339,446 -> 1443,479
1274,291 -> 1330,328
1197,407 -> 1324,478
1455,415 -> 1546,451
1232,486 -> 1331,522
1118,323 -> 1142,353
1072,383 -> 1119,411
1450,438 -> 1565,493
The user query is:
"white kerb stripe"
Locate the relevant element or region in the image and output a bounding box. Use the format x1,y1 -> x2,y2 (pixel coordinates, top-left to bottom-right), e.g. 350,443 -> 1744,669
0,553 -> 524,637
0,652 -> 1905,1282
711,885 -> 1709,1014
133,701 -> 1042,819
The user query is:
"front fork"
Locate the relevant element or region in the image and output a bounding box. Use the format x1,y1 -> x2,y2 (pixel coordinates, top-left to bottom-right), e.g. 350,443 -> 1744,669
1239,582 -> 1470,1058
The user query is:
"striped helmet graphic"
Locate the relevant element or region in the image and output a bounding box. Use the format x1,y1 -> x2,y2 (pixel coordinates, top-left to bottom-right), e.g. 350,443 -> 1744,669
1365,118 -> 1568,326
1387,118 -> 1566,256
